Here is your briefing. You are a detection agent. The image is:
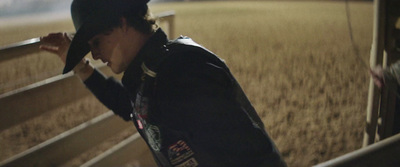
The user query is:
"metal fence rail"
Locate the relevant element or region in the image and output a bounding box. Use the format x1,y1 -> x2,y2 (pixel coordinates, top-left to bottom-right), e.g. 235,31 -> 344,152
0,111 -> 132,167
0,64 -> 115,132
0,38 -> 41,62
314,133 -> 400,167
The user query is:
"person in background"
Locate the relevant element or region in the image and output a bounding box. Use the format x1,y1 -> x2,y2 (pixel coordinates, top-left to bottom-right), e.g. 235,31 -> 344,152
370,62 -> 400,89
40,0 -> 287,166
370,62 -> 400,135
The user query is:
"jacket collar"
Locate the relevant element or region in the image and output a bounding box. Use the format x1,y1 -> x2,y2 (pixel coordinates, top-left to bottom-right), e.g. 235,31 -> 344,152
121,28 -> 169,93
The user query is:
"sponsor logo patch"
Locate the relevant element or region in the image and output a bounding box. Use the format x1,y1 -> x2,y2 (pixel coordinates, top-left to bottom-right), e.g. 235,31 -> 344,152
145,124 -> 161,151
168,140 -> 197,166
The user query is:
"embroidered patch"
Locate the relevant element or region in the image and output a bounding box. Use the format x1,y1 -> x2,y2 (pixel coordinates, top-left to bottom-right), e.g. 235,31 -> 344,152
168,140 -> 196,166
145,124 -> 161,151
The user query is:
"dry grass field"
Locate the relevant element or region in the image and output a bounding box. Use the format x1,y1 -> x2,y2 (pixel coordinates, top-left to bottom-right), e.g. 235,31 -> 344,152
0,1 -> 373,167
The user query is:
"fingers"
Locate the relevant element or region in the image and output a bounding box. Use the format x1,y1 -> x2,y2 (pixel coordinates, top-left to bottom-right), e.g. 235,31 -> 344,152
39,45 -> 59,54
40,32 -> 72,45
40,32 -> 63,43
370,67 -> 384,77
40,32 -> 72,54
38,32 -> 70,64
372,77 -> 383,88
369,67 -> 385,88
369,69 -> 379,78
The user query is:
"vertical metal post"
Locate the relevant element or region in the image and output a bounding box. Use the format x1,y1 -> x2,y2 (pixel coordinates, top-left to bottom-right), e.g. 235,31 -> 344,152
364,0 -> 386,147
168,14 -> 175,39
155,11 -> 175,39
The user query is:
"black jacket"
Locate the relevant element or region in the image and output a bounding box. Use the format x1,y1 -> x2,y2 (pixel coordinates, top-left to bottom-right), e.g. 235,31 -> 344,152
84,29 -> 286,167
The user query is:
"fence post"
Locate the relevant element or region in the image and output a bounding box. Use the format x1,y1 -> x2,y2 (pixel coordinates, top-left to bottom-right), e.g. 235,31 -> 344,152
364,0 -> 386,147
376,1 -> 400,141
364,0 -> 400,147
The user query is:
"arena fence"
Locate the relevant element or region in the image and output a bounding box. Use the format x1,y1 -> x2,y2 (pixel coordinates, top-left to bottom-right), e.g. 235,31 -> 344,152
0,11 -> 175,167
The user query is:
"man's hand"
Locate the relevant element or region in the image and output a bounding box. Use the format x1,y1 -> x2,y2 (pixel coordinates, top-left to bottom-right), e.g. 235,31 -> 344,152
39,32 -> 93,80
370,65 -> 385,89
39,32 -> 73,64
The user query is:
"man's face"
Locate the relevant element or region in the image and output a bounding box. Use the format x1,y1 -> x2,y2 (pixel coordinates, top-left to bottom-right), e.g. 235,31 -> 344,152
88,28 -> 128,74
87,18 -> 151,74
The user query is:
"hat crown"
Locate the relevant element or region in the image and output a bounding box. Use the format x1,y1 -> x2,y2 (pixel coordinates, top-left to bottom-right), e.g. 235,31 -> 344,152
70,0 -> 149,31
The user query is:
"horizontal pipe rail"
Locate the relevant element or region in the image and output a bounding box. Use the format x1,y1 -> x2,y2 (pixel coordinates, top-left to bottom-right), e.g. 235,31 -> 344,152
314,133 -> 400,167
0,38 -> 41,62
0,111 -> 133,167
0,72 -> 88,131
82,133 -> 155,167
155,10 -> 175,19
0,65 -> 113,132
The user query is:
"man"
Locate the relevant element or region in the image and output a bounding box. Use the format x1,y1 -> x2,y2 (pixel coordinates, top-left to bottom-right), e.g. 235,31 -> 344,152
40,0 -> 286,166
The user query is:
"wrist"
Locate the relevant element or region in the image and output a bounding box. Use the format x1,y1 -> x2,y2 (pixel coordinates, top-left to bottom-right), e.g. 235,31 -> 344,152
73,58 -> 94,81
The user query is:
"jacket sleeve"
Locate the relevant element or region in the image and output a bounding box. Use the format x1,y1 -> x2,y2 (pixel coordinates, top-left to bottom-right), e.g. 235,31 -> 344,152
83,69 -> 132,121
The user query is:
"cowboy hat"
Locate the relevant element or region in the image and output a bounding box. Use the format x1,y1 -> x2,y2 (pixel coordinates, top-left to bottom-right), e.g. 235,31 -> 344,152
64,0 -> 149,74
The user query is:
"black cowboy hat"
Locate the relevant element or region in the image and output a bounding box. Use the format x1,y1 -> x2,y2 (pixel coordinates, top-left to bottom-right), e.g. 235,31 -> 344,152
64,0 -> 149,74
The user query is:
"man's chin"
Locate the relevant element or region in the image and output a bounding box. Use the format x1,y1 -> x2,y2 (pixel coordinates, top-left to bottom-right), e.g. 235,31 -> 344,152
110,66 -> 123,74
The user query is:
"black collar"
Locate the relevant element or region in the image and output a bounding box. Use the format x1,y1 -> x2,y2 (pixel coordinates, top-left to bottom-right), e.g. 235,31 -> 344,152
121,28 -> 169,93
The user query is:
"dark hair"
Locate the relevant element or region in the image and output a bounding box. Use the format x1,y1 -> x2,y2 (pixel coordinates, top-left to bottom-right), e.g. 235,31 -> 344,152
124,4 -> 157,34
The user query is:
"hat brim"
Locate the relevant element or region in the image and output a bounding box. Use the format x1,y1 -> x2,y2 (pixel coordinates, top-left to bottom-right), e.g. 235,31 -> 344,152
63,17 -> 107,74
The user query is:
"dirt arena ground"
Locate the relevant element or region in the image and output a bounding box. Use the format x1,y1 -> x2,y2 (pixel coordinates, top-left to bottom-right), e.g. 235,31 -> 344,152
0,1 -> 373,166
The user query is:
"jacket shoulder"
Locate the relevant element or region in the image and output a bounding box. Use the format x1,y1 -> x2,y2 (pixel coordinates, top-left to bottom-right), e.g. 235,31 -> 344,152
156,37 -> 229,79
167,36 -> 216,57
